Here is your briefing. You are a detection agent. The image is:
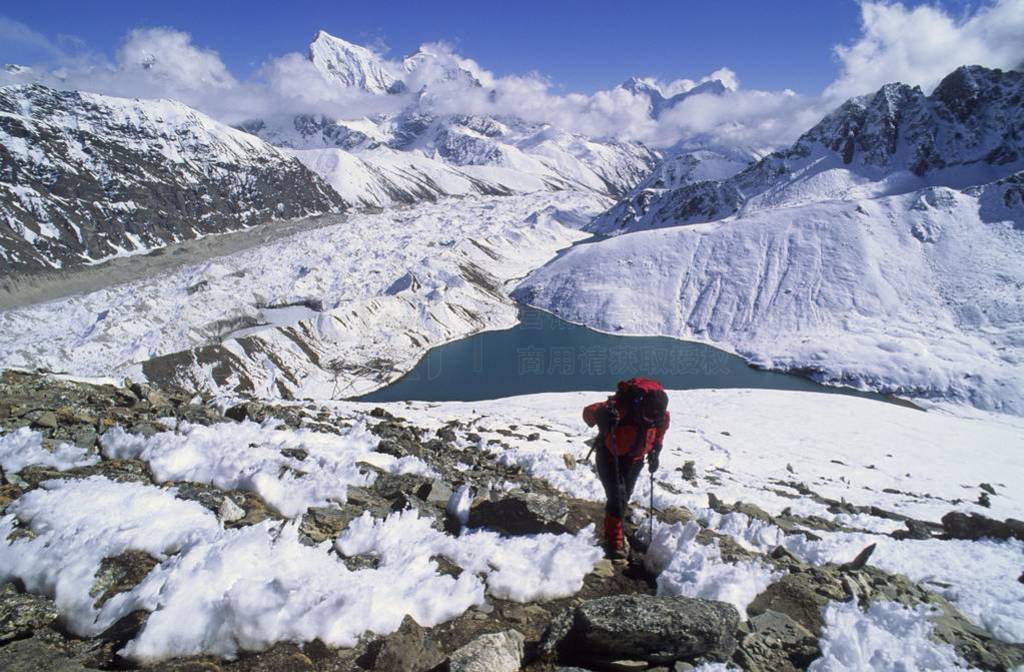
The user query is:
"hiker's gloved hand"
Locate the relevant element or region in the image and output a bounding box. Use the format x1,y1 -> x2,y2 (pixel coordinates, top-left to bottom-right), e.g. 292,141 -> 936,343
647,447 -> 661,473
597,404 -> 619,433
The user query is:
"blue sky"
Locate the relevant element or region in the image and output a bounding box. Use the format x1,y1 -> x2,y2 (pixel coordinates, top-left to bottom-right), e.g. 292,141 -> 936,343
0,0 -> 982,95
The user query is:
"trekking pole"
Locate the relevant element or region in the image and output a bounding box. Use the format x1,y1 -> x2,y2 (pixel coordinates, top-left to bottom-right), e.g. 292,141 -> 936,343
648,468 -> 655,545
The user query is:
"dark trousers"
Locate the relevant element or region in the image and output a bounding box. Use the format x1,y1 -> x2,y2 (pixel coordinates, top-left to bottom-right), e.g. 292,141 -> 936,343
596,448 -> 644,518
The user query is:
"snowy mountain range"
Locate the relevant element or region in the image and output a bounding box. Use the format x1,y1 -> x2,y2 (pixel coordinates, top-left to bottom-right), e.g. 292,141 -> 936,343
0,30 -> 671,274
243,32 -> 662,204
518,65 -> 1024,414
589,65 -> 1023,234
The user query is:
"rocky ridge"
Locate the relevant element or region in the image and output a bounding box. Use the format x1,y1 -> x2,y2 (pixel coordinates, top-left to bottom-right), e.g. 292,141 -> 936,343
0,370 -> 1021,671
0,85 -> 345,275
591,65 -> 1024,234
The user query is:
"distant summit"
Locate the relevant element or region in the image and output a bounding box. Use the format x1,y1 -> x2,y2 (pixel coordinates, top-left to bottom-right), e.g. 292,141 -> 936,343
620,76 -> 729,119
308,30 -> 406,94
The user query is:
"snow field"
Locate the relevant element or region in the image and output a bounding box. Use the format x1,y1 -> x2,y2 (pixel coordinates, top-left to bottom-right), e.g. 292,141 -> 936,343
0,419 -> 604,662
339,389 -> 1024,644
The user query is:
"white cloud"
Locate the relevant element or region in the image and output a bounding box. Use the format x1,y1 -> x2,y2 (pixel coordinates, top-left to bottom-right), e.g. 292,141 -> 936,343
0,16 -> 62,59
4,2 -> 1021,154
116,28 -> 237,91
825,0 -> 1024,100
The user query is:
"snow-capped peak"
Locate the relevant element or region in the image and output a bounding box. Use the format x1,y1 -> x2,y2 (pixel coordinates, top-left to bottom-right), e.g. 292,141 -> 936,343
402,44 -> 485,89
620,76 -> 729,119
308,30 -> 405,95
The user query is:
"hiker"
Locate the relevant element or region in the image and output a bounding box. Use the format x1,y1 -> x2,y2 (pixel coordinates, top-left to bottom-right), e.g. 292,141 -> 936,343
583,377 -> 670,559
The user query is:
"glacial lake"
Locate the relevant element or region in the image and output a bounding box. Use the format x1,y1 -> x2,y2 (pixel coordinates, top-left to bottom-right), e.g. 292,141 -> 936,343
359,305 -> 892,404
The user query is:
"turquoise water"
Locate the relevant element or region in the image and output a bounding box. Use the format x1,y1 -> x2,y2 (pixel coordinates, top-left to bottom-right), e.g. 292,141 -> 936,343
359,305 -> 890,404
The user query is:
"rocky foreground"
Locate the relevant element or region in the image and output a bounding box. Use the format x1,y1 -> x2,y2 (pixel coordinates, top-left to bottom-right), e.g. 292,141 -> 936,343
0,369 -> 1022,671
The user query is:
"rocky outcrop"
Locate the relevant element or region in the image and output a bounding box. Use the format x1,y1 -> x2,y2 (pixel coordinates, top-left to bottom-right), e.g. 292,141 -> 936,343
468,491 -> 570,535
941,511 -> 1024,541
0,84 -> 345,275
446,629 -> 524,672
541,594 -> 740,668
358,615 -> 444,672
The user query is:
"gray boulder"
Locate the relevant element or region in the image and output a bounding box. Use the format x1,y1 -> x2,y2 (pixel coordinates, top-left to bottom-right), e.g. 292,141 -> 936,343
298,504 -> 364,545
362,615 -> 444,672
941,511 -> 1024,541
541,594 -> 739,665
448,629 -> 525,672
469,491 -> 569,535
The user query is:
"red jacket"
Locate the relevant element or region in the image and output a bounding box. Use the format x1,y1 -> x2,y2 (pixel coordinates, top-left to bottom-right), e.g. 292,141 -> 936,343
583,398 -> 670,460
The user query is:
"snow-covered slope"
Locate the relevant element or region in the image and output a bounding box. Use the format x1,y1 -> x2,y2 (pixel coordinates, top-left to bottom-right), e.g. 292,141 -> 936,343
518,66 -> 1024,414
289,146 -> 516,209
0,192 -> 608,398
590,146 -> 755,231
0,84 -> 344,274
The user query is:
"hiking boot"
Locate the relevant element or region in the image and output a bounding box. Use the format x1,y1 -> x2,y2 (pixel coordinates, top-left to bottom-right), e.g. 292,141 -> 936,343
605,536 -> 630,561
604,514 -> 627,560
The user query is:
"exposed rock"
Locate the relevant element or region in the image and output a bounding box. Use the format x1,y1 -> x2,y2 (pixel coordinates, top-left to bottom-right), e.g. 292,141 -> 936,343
941,511 -> 1024,541
839,543 -> 876,571
890,519 -> 937,540
542,594 -> 739,665
747,572 -> 847,635
230,643 -> 316,671
224,402 -> 266,423
0,635 -> 91,671
298,504 -> 363,545
657,506 -> 695,526
0,583 -> 58,643
733,609 -> 820,672
217,497 -> 246,523
345,481 -> 393,508
89,550 -> 159,608
0,483 -> 25,511
592,559 -> 615,579
469,491 -> 569,535
361,615 -> 444,672
372,472 -> 434,504
447,629 -> 525,672
30,411 -> 58,430
16,459 -> 152,489
173,482 -> 277,527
